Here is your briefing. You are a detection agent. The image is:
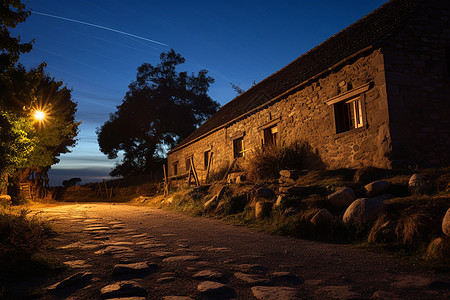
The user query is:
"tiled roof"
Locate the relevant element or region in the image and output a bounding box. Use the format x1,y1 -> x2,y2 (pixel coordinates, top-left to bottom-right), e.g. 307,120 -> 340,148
170,0 -> 425,153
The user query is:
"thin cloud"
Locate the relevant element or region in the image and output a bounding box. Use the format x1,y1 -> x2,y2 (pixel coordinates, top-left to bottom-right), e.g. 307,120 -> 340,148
33,11 -> 170,47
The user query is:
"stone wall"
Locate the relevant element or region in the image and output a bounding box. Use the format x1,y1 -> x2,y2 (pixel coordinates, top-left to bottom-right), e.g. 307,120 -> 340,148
383,0 -> 450,168
168,50 -> 392,179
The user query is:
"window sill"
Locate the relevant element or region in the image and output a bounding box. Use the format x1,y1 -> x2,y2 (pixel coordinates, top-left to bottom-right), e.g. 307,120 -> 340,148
333,125 -> 367,140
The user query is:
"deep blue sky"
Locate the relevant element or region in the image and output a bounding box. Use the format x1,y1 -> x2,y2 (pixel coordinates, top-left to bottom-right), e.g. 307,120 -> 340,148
13,0 -> 388,186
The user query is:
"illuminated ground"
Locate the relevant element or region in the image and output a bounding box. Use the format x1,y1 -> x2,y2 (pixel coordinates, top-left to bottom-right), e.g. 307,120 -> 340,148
11,203 -> 450,299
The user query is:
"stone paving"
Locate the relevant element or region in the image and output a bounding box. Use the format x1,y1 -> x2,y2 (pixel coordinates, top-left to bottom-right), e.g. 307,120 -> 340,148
20,203 -> 450,299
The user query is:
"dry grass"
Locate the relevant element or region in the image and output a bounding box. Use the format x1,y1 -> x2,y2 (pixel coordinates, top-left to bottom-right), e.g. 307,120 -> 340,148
245,140 -> 325,180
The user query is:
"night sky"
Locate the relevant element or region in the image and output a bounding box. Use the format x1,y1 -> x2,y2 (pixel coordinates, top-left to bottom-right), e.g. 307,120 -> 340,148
12,0 -> 388,186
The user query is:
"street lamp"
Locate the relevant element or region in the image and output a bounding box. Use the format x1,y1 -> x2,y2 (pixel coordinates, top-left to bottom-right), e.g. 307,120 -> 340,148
34,110 -> 45,121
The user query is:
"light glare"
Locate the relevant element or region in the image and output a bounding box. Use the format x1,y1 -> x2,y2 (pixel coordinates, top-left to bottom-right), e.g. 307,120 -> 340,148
34,110 -> 45,121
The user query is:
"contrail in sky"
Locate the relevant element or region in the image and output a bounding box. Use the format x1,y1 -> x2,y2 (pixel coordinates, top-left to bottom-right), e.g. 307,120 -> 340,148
33,11 -> 169,47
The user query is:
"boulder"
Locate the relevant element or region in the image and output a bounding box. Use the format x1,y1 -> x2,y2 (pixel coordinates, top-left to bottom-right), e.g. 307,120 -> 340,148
364,180 -> 391,197
227,172 -> 245,183
278,176 -> 295,185
257,187 -> 275,199
327,187 -> 356,208
0,195 -> 11,205
343,197 -> 387,224
47,272 -> 93,291
443,208 -> 450,237
255,201 -> 273,219
408,173 -> 426,194
368,220 -> 396,243
310,209 -> 333,228
112,262 -> 158,277
234,272 -> 271,285
424,237 -> 450,263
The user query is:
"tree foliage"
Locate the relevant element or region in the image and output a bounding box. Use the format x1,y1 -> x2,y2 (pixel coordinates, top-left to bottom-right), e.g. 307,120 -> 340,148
0,0 -> 33,72
97,50 -> 219,177
62,177 -> 81,188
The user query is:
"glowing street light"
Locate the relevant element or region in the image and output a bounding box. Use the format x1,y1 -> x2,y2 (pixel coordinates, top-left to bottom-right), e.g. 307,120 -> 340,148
34,110 -> 45,121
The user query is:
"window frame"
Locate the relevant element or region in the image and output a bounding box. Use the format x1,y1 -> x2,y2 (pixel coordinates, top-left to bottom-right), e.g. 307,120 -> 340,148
233,136 -> 244,158
326,83 -> 370,136
258,117 -> 281,148
172,162 -> 178,176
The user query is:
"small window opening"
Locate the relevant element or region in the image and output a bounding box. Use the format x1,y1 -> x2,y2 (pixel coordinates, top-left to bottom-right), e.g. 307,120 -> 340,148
173,163 -> 178,176
334,96 -> 363,133
185,157 -> 192,172
204,150 -> 211,169
263,125 -> 278,148
233,137 -> 244,158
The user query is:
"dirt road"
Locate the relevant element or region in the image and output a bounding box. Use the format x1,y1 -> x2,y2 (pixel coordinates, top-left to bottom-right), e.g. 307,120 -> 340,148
10,203 -> 449,299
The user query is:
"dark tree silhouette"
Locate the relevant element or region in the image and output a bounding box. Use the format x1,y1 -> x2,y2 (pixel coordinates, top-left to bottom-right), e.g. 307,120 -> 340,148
97,50 -> 219,177
62,177 -> 81,188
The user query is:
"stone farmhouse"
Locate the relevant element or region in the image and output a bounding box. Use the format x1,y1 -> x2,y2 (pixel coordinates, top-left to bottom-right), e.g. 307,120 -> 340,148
167,0 -> 450,181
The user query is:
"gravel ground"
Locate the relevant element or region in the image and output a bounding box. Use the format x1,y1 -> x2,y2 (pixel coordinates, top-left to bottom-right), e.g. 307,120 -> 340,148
7,202 -> 449,299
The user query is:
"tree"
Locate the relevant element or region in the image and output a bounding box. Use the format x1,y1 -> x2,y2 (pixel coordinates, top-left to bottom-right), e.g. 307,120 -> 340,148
0,0 -> 33,72
97,49 -> 220,177
62,177 -> 81,188
1,64 -> 81,182
230,82 -> 245,96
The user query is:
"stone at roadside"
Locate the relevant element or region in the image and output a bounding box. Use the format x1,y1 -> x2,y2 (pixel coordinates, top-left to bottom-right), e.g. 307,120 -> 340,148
255,201 -> 273,219
227,172 -> 245,183
270,272 -> 303,284
327,187 -> 356,208
424,237 -> 450,263
234,272 -> 271,285
163,255 -> 199,263
364,180 -> 391,197
251,286 -> 300,300
112,262 -> 158,277
47,272 -> 93,291
84,226 -> 110,231
193,270 -> 226,282
0,195 -> 11,205
100,280 -> 147,299
310,209 -> 333,228
279,170 -> 301,180
442,208 -> 450,236
197,281 -> 235,298
107,297 -> 146,300
257,187 -> 275,199
163,297 -> 194,300
343,197 -> 387,224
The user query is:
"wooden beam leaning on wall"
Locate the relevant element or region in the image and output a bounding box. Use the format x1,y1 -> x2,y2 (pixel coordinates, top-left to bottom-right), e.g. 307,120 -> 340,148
187,157 -> 200,187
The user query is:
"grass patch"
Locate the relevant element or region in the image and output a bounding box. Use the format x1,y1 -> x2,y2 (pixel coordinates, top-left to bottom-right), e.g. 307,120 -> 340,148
0,207 -> 59,295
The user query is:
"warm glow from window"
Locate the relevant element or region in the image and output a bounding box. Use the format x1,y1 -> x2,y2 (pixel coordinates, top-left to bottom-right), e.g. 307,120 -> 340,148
34,110 -> 45,121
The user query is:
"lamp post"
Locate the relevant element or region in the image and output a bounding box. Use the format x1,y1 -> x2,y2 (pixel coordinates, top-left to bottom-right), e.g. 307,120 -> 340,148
34,110 -> 45,121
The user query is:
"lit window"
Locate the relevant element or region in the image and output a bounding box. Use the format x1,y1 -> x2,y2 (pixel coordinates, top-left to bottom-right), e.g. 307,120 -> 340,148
334,96 -> 363,133
263,125 -> 278,147
233,137 -> 244,158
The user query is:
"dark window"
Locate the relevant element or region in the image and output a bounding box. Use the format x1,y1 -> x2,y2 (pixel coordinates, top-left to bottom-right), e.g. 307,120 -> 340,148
173,163 -> 178,175
334,96 -> 363,133
263,125 -> 278,147
233,137 -> 244,158
185,157 -> 192,172
204,150 -> 211,169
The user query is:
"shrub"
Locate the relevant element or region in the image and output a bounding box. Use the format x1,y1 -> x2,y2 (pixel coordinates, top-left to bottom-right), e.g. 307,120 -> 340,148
245,140 -> 325,180
0,207 -> 54,280
395,211 -> 433,245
